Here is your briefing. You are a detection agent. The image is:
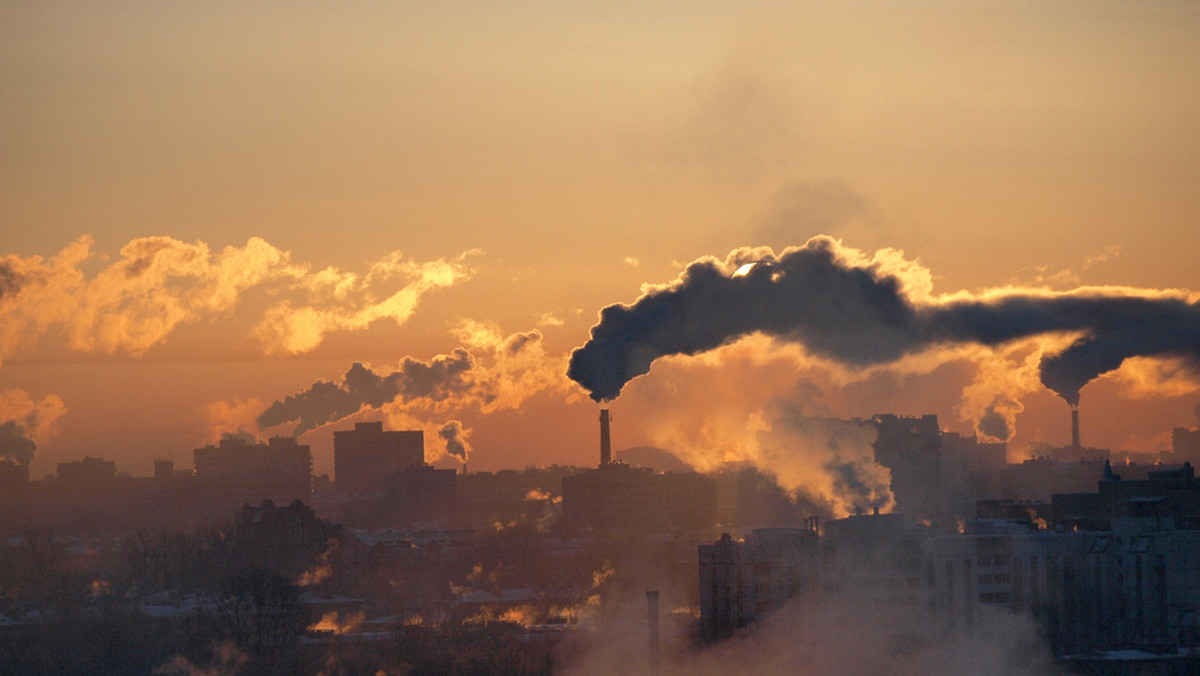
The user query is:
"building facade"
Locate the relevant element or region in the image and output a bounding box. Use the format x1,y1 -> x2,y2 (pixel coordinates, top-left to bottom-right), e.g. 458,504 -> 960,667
193,434 -> 312,506
699,466 -> 1200,656
333,422 -> 423,496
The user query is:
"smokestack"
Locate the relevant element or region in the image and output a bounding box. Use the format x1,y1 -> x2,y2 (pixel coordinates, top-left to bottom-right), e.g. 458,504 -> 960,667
599,408 -> 612,467
646,590 -> 660,673
1071,407 -> 1081,449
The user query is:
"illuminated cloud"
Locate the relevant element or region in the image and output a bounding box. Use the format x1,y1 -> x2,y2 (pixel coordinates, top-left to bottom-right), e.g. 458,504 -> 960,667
253,251 -> 478,355
568,236 -> 1200,409
0,235 -> 475,362
451,320 -> 574,414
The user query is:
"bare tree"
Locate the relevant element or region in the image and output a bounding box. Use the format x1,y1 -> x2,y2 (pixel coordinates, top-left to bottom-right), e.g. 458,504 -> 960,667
207,568 -> 311,666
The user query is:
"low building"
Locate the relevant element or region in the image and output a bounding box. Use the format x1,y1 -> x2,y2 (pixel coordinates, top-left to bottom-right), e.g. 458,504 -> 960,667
382,465 -> 457,525
561,463 -> 716,532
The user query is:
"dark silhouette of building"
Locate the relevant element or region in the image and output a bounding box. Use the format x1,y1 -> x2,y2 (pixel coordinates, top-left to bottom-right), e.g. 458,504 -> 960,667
713,464 -> 821,530
56,456 -> 116,483
1172,404 -> 1200,463
561,463 -> 717,531
700,465 -> 1200,657
561,411 -> 716,531
382,464 -> 457,524
699,525 -> 820,638
870,414 -> 943,520
0,460 -> 30,527
233,499 -> 343,578
0,458 -> 30,488
454,465 -> 578,531
334,422 -> 423,495
193,435 -> 312,507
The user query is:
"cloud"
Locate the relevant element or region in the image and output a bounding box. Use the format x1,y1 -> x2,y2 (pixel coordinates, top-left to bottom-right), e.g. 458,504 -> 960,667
253,251 -> 477,355
568,236 -> 1200,410
1006,244 -> 1123,290
0,235 -> 476,362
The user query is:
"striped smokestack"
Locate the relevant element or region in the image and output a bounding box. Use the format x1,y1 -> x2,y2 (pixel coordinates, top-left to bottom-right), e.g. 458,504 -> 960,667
1071,407 -> 1081,449
599,408 -> 612,466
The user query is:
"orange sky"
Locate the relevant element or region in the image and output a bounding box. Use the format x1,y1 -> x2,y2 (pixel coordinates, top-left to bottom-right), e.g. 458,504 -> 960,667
2,1 -> 1199,481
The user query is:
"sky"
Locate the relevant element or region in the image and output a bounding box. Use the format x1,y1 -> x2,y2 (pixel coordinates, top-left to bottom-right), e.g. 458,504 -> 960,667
3,1 -> 1200,487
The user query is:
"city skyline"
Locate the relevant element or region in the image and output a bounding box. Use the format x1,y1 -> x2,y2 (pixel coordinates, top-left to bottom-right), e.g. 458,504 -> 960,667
3,1 -> 1200,485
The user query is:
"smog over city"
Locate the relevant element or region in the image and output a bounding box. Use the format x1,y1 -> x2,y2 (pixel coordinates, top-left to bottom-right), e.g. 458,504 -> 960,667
3,2 -> 1200,674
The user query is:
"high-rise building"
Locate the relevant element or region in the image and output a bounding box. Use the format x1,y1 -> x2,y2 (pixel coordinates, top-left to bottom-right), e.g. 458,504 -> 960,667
699,466 -> 1200,656
333,422 -> 423,495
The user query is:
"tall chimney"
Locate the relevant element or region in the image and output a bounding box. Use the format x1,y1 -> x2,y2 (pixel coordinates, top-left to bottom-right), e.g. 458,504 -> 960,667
1071,407 -> 1081,449
646,590 -> 660,673
599,408 -> 612,467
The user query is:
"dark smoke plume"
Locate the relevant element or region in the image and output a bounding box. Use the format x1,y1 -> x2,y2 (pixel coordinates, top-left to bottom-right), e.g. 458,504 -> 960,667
438,420 -> 471,460
0,262 -> 23,300
567,237 -> 1200,406
977,407 -> 1010,441
0,420 -> 36,465
258,350 -> 474,434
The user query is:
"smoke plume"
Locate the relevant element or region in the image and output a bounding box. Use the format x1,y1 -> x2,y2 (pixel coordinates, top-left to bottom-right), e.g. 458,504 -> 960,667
0,389 -> 67,464
621,337 -> 892,518
0,420 -> 36,465
438,420 -> 471,460
257,351 -> 475,434
568,237 -> 1200,409
257,323 -> 571,456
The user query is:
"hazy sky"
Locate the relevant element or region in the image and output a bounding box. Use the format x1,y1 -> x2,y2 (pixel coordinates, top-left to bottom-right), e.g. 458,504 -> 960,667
3,1 -> 1199,481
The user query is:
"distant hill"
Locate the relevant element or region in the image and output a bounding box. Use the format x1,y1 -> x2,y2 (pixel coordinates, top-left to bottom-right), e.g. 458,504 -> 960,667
615,446 -> 693,473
